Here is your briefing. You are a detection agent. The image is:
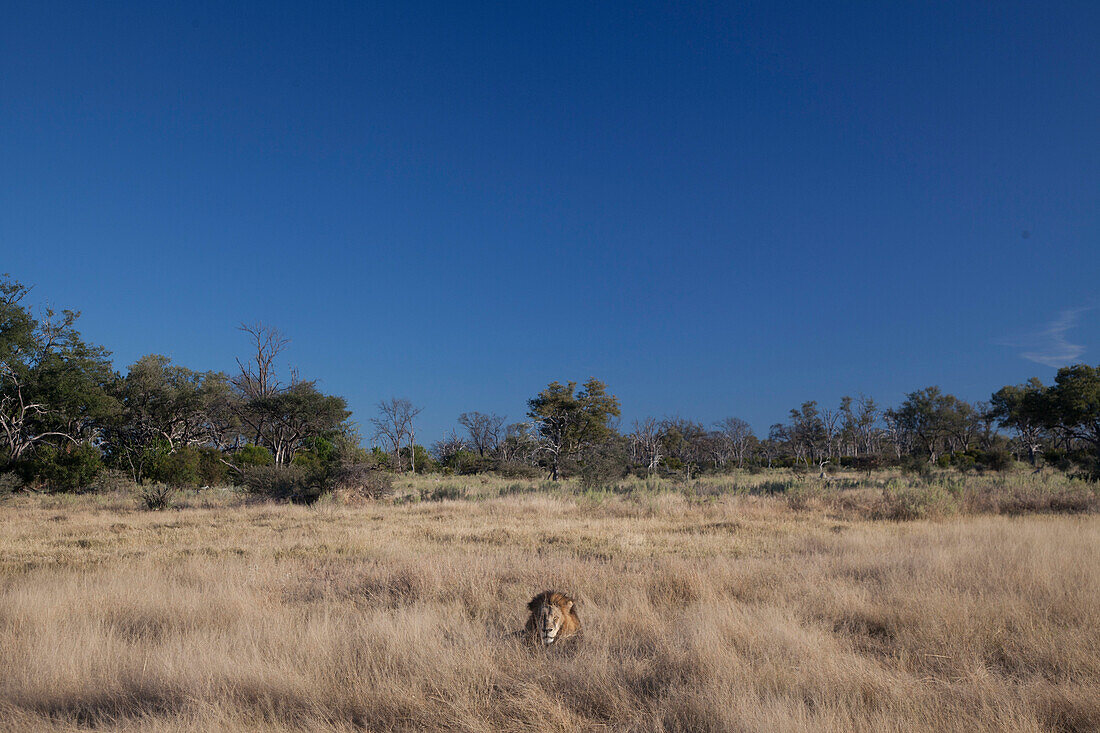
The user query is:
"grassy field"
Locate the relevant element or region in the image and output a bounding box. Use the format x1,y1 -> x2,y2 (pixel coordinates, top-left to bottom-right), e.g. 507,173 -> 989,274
1,472 -> 1098,731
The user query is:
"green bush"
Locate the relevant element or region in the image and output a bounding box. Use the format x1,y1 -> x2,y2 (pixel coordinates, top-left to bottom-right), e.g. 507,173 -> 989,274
496,461 -> 543,479
197,448 -> 232,486
16,443 -> 103,492
146,446 -> 202,487
234,445 -> 274,468
241,464 -> 324,503
578,443 -> 629,490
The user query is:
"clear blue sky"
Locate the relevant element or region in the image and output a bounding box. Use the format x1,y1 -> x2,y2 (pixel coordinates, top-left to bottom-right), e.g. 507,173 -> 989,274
3,1 -> 1098,443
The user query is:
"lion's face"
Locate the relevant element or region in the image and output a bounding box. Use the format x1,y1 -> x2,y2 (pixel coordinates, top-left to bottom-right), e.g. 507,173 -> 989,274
535,600 -> 569,645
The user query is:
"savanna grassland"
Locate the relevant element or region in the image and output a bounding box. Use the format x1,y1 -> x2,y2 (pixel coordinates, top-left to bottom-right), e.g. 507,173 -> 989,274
1,472 -> 1098,732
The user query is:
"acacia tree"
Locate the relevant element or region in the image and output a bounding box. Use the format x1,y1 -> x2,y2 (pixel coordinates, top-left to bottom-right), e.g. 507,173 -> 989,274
527,378 -> 620,480
458,411 -> 505,457
371,397 -> 421,472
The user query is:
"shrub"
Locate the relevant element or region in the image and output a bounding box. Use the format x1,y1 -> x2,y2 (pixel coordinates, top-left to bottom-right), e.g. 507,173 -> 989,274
876,480 -> 958,521
578,444 -> 629,490
0,471 -> 23,497
329,463 -> 394,501
976,449 -> 1013,473
233,445 -> 274,469
92,468 -> 139,494
139,483 -> 174,511
241,465 -> 324,503
419,484 -> 466,502
899,455 -> 933,476
146,446 -> 202,487
197,448 -> 232,486
495,461 -> 542,479
15,443 -> 103,492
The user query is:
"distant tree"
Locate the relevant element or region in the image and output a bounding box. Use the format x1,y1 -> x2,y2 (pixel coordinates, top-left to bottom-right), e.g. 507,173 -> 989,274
527,378 -> 620,480
787,401 -> 825,465
458,411 -> 505,457
249,382 -> 349,465
629,417 -> 664,474
886,386 -> 977,462
371,397 -> 421,472
840,394 -> 879,457
231,322 -> 290,447
431,430 -> 469,465
1043,365 -> 1100,473
659,418 -> 708,477
990,378 -> 1050,465
107,355 -> 239,481
499,421 -> 539,464
715,417 -> 754,469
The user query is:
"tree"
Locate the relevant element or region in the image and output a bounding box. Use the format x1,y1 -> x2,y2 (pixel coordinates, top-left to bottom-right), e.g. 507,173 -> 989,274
0,276 -> 118,464
1043,365 -> 1100,472
715,417 -> 754,469
787,401 -> 825,466
527,378 -> 620,480
371,398 -> 421,472
629,417 -> 664,474
499,421 -> 539,464
659,418 -> 708,477
457,411 -> 505,457
886,386 -> 977,462
106,355 -> 239,481
231,322 -> 290,448
248,382 -> 350,466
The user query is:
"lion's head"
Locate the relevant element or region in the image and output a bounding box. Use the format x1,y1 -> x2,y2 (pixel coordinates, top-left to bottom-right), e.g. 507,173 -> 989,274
525,590 -> 580,647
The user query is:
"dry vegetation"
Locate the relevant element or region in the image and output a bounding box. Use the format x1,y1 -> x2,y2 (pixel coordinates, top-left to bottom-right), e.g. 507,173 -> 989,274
1,473 -> 1098,732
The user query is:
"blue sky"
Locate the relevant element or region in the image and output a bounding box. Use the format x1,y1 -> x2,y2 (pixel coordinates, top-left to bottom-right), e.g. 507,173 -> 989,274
3,1 -> 1098,442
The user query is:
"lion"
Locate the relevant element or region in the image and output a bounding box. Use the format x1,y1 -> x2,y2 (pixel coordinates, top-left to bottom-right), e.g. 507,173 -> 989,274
524,590 -> 580,647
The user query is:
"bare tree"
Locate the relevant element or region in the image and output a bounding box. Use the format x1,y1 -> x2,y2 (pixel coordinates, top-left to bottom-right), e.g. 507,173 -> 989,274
629,417 -> 664,474
371,397 -> 421,472
458,411 -> 505,457
715,417 -> 755,469
431,430 -> 469,464
232,322 -> 290,448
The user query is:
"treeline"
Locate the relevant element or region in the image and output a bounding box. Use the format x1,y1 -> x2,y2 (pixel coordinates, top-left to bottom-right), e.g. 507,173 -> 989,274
2,275 -> 1100,498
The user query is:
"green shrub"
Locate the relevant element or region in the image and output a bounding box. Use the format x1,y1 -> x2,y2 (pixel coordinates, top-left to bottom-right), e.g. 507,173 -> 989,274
196,448 -> 232,485
241,465 -> 324,503
234,445 -> 274,468
146,446 -> 202,487
496,461 -> 542,479
16,443 -> 103,492
92,468 -> 139,493
578,444 -> 629,490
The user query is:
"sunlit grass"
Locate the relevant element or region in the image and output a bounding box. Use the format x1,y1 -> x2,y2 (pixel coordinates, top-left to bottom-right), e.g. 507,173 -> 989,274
0,472 -> 1097,731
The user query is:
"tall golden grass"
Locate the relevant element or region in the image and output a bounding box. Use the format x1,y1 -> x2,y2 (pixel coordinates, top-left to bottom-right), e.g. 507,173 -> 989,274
1,476 -> 1098,731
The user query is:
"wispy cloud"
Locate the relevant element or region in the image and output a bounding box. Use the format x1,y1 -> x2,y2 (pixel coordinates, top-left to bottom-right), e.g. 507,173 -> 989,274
999,308 -> 1091,368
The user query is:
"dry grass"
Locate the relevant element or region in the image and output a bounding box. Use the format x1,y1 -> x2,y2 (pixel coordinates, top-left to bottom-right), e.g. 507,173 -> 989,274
1,476 -> 1098,731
